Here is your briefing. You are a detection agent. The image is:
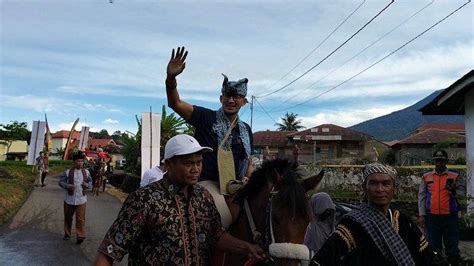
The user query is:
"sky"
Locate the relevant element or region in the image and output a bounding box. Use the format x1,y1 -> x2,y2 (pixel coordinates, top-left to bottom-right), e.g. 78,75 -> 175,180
1,0 -> 473,135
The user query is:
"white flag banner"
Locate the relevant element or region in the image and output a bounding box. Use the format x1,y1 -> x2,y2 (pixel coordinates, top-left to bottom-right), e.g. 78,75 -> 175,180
78,126 -> 90,150
141,112 -> 161,179
27,121 -> 46,165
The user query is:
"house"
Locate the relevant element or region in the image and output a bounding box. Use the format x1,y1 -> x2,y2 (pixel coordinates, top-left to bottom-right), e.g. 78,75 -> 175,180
0,140 -> 28,161
51,130 -> 81,153
412,123 -> 465,135
253,124 -> 388,163
287,124 -> 388,162
391,127 -> 466,166
253,131 -> 294,159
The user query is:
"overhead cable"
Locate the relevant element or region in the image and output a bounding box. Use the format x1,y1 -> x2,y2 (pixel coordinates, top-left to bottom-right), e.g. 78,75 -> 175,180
274,0 -> 435,106
255,0 -> 366,97
256,0 -> 395,99
269,0 -> 471,113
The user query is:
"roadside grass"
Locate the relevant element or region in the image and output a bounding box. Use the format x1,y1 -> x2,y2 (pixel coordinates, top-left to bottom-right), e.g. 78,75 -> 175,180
0,160 -> 71,225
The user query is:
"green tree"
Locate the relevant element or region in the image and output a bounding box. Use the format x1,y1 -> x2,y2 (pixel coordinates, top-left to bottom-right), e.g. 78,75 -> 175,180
0,121 -> 30,156
160,105 -> 186,144
274,112 -> 305,131
120,115 -> 142,175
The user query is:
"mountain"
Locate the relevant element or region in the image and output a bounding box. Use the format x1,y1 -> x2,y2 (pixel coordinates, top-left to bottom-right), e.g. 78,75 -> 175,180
350,90 -> 464,141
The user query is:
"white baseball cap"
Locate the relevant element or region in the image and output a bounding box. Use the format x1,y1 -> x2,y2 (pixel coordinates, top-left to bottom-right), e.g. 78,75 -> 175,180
164,134 -> 213,160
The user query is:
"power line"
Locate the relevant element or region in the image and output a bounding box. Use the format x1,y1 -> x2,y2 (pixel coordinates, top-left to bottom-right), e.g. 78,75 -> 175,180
270,0 -> 472,113
255,0 -> 366,98
256,0 -> 395,99
254,98 -> 279,125
272,0 -> 435,106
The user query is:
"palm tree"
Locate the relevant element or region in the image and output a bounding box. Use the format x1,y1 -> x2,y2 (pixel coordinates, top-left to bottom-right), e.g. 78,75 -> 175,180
275,112 -> 305,131
160,105 -> 187,144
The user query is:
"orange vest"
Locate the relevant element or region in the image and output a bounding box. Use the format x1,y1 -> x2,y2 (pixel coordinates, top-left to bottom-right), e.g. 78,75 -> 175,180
423,170 -> 459,215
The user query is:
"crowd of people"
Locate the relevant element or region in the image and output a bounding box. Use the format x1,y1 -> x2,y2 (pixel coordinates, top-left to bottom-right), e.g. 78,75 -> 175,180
48,47 -> 466,265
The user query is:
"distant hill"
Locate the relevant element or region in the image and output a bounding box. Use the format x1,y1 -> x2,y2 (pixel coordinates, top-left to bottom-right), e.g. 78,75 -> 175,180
350,90 -> 464,141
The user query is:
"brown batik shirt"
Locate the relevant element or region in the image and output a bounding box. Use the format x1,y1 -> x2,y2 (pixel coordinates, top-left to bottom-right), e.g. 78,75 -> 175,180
98,176 -> 224,265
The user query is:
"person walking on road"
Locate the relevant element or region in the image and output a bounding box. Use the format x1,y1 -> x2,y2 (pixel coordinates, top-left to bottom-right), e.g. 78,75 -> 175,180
418,149 -> 465,265
34,151 -> 45,186
58,151 -> 92,245
94,134 -> 264,265
40,152 -> 49,186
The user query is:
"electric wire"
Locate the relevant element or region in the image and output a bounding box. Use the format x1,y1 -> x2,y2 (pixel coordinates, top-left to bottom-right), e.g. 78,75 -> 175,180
272,0 -> 435,106
255,0 -> 366,97
256,0 -> 395,99
269,0 -> 471,113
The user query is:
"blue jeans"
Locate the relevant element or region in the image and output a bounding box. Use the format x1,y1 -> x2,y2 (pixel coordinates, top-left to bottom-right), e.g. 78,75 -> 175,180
425,213 -> 460,259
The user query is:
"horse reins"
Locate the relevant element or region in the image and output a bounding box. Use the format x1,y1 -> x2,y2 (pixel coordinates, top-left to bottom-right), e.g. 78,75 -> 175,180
244,189 -> 311,266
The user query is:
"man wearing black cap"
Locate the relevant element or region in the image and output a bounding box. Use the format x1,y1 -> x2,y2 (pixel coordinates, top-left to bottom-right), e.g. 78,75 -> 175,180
418,149 -> 465,265
58,151 -> 92,244
164,47 -> 253,192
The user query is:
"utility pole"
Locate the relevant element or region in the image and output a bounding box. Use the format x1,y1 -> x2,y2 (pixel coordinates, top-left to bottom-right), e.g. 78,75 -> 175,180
250,95 -> 255,130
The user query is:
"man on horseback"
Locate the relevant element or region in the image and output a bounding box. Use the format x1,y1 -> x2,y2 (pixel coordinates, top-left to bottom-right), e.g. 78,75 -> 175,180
94,134 -> 264,265
165,47 -> 253,190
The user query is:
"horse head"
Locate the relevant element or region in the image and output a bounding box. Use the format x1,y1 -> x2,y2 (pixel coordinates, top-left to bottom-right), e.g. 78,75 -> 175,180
231,158 -> 324,266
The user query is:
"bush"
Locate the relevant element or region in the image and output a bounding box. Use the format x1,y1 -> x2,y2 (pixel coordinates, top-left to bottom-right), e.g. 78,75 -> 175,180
454,157 -> 466,165
120,174 -> 140,193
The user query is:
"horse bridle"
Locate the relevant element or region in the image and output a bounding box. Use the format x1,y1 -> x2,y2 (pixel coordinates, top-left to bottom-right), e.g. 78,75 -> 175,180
244,189 -> 311,266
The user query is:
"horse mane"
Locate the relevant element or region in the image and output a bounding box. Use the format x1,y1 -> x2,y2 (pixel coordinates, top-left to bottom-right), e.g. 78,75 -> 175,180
235,158 -> 308,218
274,170 -> 309,219
235,158 -> 293,202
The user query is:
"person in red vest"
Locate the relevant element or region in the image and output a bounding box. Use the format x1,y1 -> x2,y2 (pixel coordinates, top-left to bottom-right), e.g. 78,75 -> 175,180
418,149 -> 465,265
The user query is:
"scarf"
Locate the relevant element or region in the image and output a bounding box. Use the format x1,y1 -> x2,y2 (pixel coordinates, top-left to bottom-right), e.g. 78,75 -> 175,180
345,204 -> 414,265
214,108 -> 251,178
304,192 -> 336,253
68,167 -> 88,196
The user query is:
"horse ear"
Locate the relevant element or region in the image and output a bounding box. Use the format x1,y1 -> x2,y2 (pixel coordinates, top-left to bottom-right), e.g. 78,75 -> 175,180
301,170 -> 324,192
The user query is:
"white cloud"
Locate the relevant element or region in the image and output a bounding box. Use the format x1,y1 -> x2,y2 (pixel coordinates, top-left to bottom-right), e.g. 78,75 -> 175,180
299,105 -> 407,128
103,118 -> 119,124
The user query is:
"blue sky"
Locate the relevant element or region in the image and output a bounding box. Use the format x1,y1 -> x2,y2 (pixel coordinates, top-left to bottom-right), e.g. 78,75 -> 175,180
1,0 -> 472,135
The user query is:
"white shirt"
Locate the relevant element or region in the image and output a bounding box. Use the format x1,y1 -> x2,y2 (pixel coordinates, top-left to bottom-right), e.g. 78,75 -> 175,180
58,168 -> 92,206
140,166 -> 165,187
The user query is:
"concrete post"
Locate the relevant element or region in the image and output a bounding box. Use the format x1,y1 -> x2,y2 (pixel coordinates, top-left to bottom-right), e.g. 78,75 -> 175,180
466,89 -> 474,224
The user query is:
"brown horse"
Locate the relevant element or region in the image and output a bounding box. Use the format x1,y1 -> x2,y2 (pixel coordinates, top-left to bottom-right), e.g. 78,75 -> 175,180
224,158 -> 324,266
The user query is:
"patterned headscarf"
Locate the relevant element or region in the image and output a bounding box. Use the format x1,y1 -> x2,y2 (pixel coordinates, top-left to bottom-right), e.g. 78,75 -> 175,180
362,163 -> 397,202
221,74 -> 248,97
363,163 -> 397,183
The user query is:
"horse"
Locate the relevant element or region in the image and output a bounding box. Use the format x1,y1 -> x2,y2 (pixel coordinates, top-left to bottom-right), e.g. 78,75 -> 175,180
91,159 -> 107,196
223,158 -> 324,266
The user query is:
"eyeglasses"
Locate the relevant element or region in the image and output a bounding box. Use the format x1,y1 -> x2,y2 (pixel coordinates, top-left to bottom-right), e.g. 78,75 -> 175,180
222,94 -> 245,100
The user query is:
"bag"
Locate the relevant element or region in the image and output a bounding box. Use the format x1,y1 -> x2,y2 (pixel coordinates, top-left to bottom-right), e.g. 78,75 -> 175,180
217,147 -> 236,195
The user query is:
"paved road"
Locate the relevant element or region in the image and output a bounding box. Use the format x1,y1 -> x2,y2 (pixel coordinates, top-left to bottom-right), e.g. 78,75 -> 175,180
0,173 -> 128,265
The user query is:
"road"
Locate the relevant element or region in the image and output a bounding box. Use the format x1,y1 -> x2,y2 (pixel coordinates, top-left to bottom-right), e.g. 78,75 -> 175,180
0,173 -> 128,265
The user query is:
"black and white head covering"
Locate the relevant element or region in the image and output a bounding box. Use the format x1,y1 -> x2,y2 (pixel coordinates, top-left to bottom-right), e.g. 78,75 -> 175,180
361,163 -> 397,202
363,162 -> 397,182
221,74 -> 248,97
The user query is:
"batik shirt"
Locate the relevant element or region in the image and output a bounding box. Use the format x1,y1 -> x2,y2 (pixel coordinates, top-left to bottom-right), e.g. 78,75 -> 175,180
98,176 -> 225,265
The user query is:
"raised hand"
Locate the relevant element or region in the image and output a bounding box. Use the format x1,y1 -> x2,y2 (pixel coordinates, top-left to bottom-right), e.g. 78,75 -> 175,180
167,46 -> 188,78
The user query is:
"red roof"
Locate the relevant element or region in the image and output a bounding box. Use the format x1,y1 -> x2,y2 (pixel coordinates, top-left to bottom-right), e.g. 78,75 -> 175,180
88,139 -> 115,148
52,130 -> 81,139
288,124 -> 374,141
415,123 -> 465,133
394,128 -> 465,145
253,131 -> 294,147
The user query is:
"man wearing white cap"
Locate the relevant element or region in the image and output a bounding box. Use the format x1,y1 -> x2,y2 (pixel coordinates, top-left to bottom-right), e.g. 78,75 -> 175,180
94,134 -> 264,265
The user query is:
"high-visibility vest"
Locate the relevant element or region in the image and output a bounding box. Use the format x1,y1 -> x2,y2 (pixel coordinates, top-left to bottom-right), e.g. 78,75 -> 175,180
423,170 -> 459,215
